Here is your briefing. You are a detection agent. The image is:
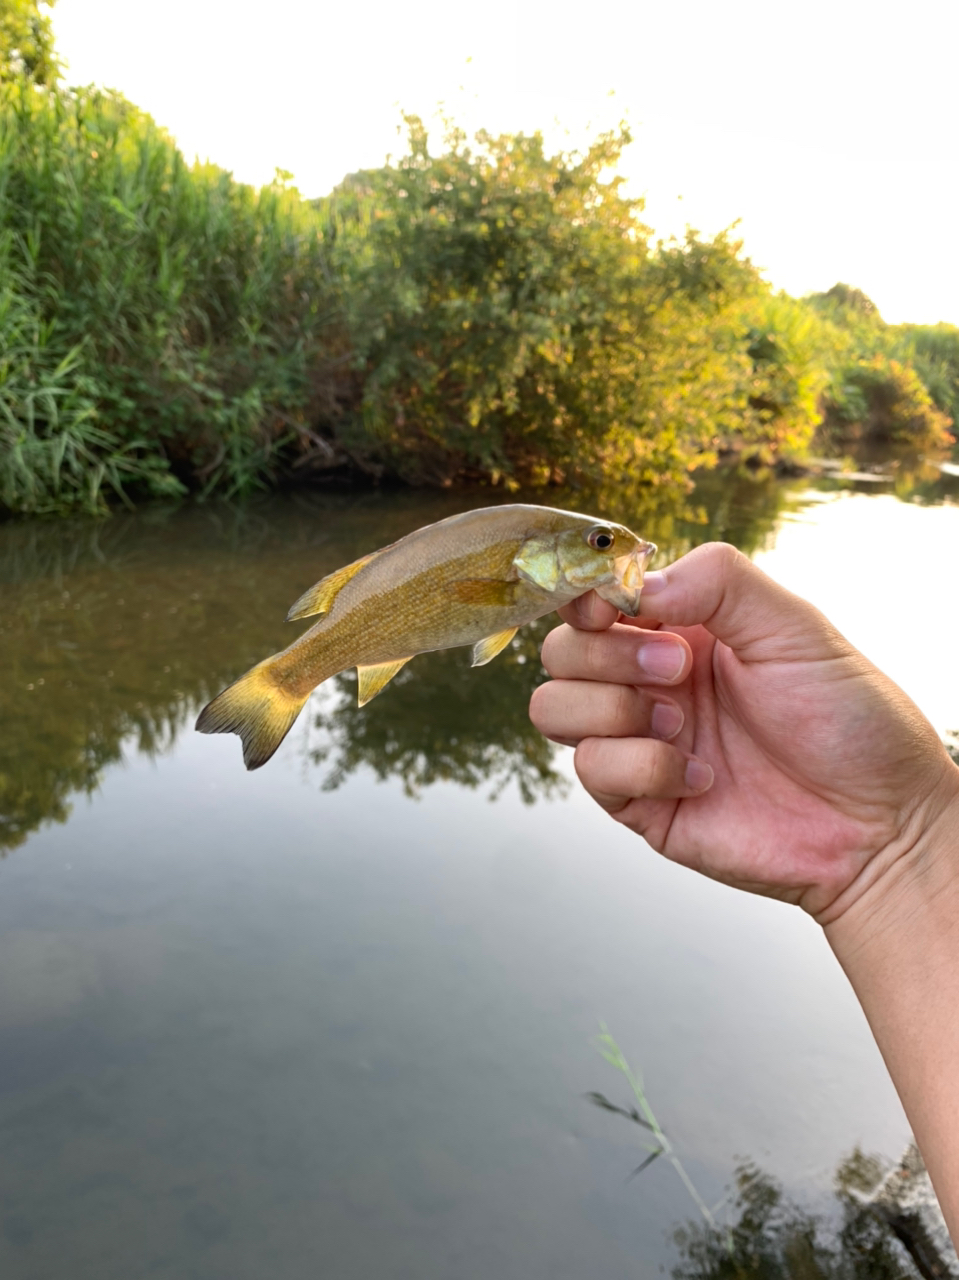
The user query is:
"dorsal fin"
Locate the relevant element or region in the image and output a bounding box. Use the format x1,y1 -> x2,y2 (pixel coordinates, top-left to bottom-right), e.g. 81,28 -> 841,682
471,628 -> 518,667
356,658 -> 411,707
287,552 -> 378,621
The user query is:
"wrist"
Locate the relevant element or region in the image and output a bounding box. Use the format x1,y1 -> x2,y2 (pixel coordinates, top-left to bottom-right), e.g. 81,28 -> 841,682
822,763 -> 959,969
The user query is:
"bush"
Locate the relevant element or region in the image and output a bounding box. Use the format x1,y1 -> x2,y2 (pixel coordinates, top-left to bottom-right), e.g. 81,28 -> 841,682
893,323 -> 959,428
742,292 -> 835,459
326,118 -> 810,489
825,355 -> 953,448
1,77 -> 954,516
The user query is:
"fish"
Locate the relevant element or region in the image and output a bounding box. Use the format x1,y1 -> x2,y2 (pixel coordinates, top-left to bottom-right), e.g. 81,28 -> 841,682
195,503 -> 656,770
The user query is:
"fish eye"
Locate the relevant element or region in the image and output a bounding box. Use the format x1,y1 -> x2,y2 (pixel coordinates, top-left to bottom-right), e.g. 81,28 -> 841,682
587,526 -> 615,551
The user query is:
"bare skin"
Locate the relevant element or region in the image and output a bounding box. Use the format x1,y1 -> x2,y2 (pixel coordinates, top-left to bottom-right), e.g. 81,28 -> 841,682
529,542 -> 959,1239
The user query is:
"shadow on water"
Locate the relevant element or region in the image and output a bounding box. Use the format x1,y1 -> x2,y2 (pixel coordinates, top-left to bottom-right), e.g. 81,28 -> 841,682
2,462 -> 956,853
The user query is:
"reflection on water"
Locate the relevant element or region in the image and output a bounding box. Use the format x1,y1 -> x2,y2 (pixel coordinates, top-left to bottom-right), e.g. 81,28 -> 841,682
307,626 -> 566,803
2,461 -> 957,853
0,467 -> 799,853
3,459 -> 957,1280
590,1040 -> 932,1279
670,1154 -> 920,1280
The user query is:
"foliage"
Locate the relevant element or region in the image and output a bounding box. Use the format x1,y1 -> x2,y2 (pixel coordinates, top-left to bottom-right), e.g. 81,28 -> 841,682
823,355 -> 953,448
0,80 -> 340,514
325,119 -> 818,489
807,283 -> 883,322
802,288 -> 957,450
0,65 -> 955,515
893,323 -> 959,428
742,292 -> 834,459
0,0 -> 57,85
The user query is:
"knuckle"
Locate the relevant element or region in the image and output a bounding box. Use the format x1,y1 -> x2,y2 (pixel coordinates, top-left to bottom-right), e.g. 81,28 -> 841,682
610,683 -> 638,731
651,744 -> 682,794
717,541 -> 750,582
582,633 -> 613,680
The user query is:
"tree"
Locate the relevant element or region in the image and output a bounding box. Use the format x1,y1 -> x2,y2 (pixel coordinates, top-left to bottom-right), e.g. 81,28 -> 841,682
326,117 -> 787,489
0,0 -> 58,85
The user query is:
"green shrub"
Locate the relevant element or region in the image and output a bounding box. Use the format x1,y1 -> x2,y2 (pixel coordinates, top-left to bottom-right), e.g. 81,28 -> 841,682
825,355 -> 953,447
325,119 -> 809,489
893,323 -> 959,428
1,72 -> 954,515
0,0 -> 58,85
742,292 -> 836,459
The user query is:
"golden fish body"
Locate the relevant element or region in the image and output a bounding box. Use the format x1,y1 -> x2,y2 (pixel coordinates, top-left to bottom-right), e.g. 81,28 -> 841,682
197,504 -> 655,770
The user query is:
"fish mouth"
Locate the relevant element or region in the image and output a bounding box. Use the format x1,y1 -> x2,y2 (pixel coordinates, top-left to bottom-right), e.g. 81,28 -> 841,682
597,540 -> 657,617
622,539 -> 657,588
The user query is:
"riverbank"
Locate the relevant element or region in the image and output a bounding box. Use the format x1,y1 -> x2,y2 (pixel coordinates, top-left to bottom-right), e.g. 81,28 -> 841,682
0,84 -> 955,518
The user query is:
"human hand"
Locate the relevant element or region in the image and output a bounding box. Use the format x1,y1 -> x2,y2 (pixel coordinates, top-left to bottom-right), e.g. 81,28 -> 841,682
530,542 -> 959,923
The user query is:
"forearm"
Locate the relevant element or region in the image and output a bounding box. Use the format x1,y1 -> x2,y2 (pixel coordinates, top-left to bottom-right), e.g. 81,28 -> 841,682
825,777 -> 959,1242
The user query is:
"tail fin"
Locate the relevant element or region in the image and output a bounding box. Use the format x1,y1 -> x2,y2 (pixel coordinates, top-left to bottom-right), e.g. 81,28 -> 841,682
196,658 -> 309,771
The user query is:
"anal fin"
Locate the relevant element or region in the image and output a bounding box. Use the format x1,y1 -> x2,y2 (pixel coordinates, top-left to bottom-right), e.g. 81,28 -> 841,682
287,551 -> 379,621
471,627 -> 518,667
357,658 -> 411,707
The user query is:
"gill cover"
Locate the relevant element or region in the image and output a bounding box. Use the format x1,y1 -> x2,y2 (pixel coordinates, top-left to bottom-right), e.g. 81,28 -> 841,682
513,537 -> 560,592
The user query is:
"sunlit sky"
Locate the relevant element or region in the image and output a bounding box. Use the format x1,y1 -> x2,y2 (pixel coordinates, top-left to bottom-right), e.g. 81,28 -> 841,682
54,0 -> 957,325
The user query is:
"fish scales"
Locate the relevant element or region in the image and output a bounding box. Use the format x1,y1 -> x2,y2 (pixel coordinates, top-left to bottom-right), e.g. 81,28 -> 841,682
276,509 -> 564,693
196,504 -> 656,770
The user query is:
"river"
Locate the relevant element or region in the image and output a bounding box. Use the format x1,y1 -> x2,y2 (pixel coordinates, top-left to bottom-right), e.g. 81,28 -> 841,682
1,460 -> 957,1278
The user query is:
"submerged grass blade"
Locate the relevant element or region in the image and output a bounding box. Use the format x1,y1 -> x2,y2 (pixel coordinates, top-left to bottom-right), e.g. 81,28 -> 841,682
592,1025 -> 721,1233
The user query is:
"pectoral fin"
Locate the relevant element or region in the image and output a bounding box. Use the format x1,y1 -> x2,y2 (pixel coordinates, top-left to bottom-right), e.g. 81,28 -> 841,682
471,628 -> 518,667
356,658 -> 411,707
513,537 -> 560,592
449,579 -> 519,606
287,552 -> 379,621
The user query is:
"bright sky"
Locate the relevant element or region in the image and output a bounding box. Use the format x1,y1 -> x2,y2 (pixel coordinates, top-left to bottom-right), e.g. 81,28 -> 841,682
54,0 -> 958,325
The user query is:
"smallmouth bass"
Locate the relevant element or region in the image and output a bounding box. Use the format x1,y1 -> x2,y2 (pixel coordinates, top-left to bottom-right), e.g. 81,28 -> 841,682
196,504 -> 656,770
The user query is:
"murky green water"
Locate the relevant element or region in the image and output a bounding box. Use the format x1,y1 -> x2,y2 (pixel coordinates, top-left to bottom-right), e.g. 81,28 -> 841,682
1,462 -> 957,1278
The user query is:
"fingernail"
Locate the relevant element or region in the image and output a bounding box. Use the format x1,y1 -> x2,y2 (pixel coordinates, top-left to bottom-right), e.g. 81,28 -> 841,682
651,702 -> 684,740
641,570 -> 667,596
684,759 -> 714,792
638,640 -> 685,680
578,593 -> 597,625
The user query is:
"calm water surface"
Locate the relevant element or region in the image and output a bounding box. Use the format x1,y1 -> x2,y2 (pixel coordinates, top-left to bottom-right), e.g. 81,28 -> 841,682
1,466 -> 957,1278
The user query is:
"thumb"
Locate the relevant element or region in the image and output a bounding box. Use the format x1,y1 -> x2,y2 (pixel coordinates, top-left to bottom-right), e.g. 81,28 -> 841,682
638,542 -> 850,663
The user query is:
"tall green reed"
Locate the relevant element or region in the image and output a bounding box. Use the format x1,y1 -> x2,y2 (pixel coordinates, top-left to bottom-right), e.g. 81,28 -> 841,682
0,80 -> 340,514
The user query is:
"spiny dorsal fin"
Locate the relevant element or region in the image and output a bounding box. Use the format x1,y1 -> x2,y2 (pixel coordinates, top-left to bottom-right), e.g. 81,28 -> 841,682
287,552 -> 378,621
356,658 -> 411,707
471,628 -> 518,668
449,579 -> 519,606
